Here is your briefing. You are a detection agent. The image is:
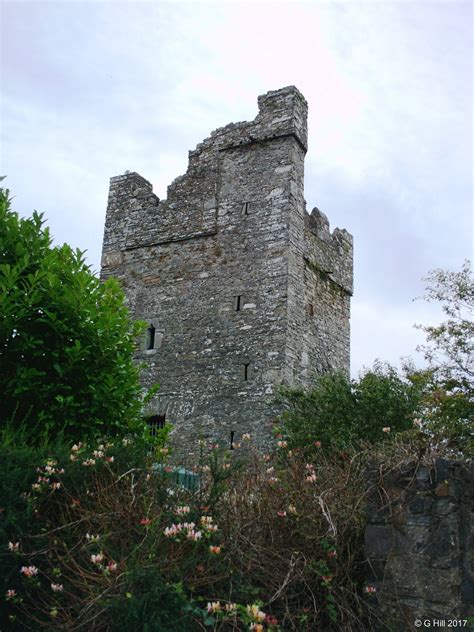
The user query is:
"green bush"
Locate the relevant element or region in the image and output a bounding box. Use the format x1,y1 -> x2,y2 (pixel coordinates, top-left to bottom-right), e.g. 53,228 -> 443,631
0,183 -> 149,442
277,362 -> 424,451
1,436 -> 372,631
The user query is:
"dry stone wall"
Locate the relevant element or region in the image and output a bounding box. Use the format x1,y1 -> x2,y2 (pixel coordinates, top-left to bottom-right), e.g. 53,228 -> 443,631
365,458 -> 474,630
100,86 -> 353,457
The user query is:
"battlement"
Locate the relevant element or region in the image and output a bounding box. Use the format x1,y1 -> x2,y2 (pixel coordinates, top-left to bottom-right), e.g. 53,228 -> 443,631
100,87 -> 353,455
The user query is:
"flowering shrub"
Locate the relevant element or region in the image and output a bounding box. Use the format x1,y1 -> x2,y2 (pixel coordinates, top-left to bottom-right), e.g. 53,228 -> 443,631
0,432 -> 424,631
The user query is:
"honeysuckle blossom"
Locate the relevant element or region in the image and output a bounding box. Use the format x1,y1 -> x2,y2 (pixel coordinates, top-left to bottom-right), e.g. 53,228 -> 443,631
6,589 -> 16,599
107,561 -> 118,573
82,459 -> 96,467
209,545 -> 221,554
175,505 -> 191,516
46,459 -> 57,467
70,454 -> 78,462
364,585 -> 377,594
122,437 -> 132,446
8,541 -> 20,552
105,456 -> 114,463
322,575 -> 332,583
305,473 -> 317,483
267,476 -> 279,484
413,418 -> 422,428
327,550 -> 337,558
187,529 -> 202,541
262,453 -> 271,462
140,518 -> 152,526
93,450 -> 104,458
277,440 -> 288,448
266,466 -> 274,474
200,516 -> 218,532
207,601 -> 221,613
277,511 -> 287,518
250,624 -> 264,632
31,483 -> 42,491
247,604 -> 266,622
51,482 -> 61,490
51,583 -> 63,592
224,602 -> 237,613
382,427 -> 391,433
314,441 -> 322,448
91,553 -> 104,564
288,504 -> 297,515
265,614 -> 279,625
242,433 -> 251,441
20,566 -> 38,577
86,533 -> 100,542
71,443 -> 82,452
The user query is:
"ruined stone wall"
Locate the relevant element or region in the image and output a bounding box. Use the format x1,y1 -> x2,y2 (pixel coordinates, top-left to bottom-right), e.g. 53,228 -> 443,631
100,86 -> 353,456
365,459 -> 474,629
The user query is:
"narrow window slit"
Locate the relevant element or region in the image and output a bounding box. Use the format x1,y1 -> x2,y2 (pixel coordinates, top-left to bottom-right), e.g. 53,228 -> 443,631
146,324 -> 156,350
242,201 -> 251,216
230,430 -> 235,450
243,363 -> 250,381
234,295 -> 241,311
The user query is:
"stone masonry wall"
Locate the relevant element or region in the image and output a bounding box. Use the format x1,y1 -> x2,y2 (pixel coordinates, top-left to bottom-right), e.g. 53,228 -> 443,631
100,86 -> 353,458
365,458 -> 474,629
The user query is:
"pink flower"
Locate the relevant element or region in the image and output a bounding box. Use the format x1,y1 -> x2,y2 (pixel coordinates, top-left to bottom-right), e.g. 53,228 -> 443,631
91,553 -> 104,565
209,545 -> 221,554
314,441 -> 322,448
305,473 -> 317,483
106,456 -> 114,463
277,440 -> 288,449
322,575 -> 332,583
277,511 -> 287,518
107,561 -> 118,573
327,550 -> 337,558
20,566 -> 38,577
6,589 -> 16,599
140,518 -> 151,526
364,585 -> 377,594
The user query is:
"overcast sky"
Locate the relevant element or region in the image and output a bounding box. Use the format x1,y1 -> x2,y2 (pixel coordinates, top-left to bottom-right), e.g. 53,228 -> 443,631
1,0 -> 472,377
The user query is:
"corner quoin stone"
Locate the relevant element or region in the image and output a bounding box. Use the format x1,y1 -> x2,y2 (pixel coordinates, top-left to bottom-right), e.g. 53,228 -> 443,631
100,86 -> 353,458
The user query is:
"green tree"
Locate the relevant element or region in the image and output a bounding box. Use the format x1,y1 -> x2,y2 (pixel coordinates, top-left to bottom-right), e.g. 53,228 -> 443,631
278,361 -> 423,451
415,260 -> 473,451
0,183 -> 149,442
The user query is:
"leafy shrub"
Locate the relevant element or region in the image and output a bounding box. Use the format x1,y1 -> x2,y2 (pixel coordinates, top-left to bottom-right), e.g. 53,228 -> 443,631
0,183 -> 150,442
277,362 -> 424,452
1,435 -> 376,631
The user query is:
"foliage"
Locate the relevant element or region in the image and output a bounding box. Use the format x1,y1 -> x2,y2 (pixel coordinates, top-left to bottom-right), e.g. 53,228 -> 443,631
277,362 -> 424,452
0,183 -> 150,442
414,260 -> 473,452
1,434 -> 377,631
416,259 -> 473,387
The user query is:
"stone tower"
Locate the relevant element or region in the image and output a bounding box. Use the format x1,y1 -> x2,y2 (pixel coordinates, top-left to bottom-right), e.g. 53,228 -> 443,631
101,86 -> 353,457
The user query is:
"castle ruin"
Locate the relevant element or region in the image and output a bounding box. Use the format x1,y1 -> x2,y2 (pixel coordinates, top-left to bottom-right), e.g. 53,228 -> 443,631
100,86 -> 353,456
